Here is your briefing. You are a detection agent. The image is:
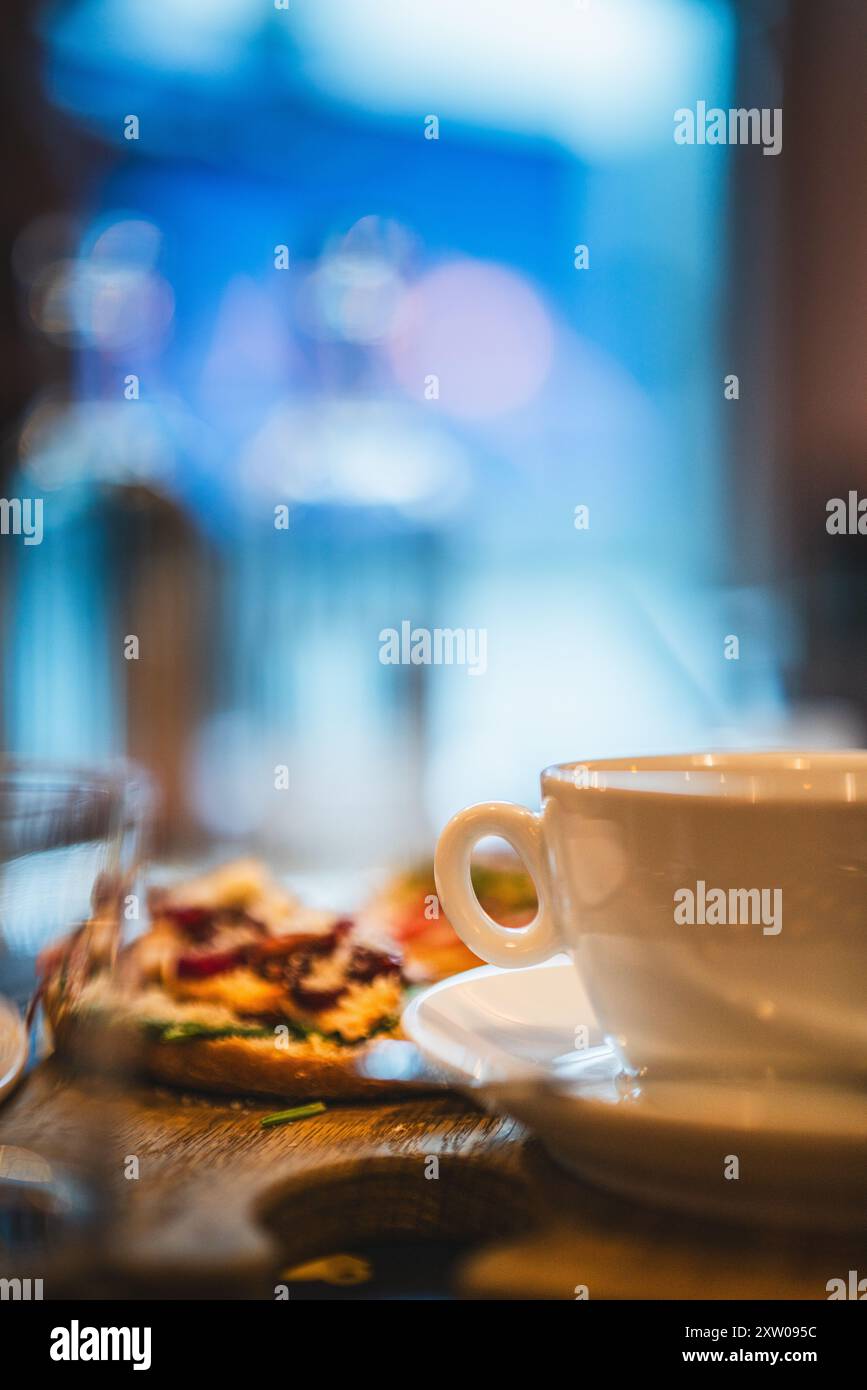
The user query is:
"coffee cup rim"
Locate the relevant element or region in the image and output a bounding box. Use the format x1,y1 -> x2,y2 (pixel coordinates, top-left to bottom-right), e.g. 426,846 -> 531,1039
542,750 -> 867,802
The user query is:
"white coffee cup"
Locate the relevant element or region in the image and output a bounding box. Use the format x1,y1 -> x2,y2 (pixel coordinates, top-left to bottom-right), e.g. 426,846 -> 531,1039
434,752 -> 867,1081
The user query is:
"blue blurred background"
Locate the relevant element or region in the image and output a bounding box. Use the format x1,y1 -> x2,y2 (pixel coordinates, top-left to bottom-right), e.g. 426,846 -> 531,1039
2,0 -> 865,867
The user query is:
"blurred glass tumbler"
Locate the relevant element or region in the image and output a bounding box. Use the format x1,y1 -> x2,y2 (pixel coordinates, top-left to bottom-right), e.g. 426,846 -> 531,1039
0,759 -> 151,1009
0,761 -> 151,1291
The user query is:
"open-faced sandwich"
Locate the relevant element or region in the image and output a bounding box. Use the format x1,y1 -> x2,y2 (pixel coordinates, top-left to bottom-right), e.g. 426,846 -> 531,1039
360,855 -> 538,982
40,860 -> 409,1101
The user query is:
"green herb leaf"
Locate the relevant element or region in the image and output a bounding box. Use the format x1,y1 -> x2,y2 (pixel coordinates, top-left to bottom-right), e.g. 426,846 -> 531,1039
158,1021 -> 273,1043
260,1102 -> 327,1129
315,1015 -> 398,1048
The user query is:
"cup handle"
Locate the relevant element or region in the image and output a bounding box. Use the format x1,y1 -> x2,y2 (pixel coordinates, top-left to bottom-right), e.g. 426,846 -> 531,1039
434,801 -> 560,968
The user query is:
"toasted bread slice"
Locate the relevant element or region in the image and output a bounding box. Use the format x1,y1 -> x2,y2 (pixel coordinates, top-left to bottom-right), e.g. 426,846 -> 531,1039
42,857 -> 428,1103
43,979 -> 418,1102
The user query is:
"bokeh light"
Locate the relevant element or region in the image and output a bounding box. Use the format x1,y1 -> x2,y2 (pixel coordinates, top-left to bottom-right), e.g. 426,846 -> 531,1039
389,260 -> 553,420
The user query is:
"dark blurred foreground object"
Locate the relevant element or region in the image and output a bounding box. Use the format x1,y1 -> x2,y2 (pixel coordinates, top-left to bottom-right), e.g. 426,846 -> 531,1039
0,1143 -> 107,1295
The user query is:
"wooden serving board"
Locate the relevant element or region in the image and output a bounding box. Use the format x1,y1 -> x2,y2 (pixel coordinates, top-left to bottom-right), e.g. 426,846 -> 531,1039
0,1060 -> 860,1300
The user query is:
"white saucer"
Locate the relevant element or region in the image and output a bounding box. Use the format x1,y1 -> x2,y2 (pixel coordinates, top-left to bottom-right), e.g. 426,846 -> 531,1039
402,961 -> 867,1231
0,997 -> 28,1105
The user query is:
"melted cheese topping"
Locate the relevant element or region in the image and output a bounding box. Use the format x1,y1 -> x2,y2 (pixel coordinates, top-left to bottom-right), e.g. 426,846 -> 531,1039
168,968 -> 284,1015
313,976 -> 402,1042
73,969 -> 399,1045
75,977 -> 250,1031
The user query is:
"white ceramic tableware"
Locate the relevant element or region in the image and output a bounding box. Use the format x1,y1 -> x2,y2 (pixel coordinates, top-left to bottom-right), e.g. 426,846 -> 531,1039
435,752 -> 867,1081
402,961 -> 867,1231
0,997 -> 27,1105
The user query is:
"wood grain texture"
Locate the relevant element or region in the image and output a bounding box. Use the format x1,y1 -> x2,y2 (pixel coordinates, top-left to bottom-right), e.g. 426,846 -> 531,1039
0,1060 -> 859,1300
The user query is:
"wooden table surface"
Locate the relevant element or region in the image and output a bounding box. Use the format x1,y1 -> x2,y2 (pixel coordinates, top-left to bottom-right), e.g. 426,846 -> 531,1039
1,1058 -> 860,1300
